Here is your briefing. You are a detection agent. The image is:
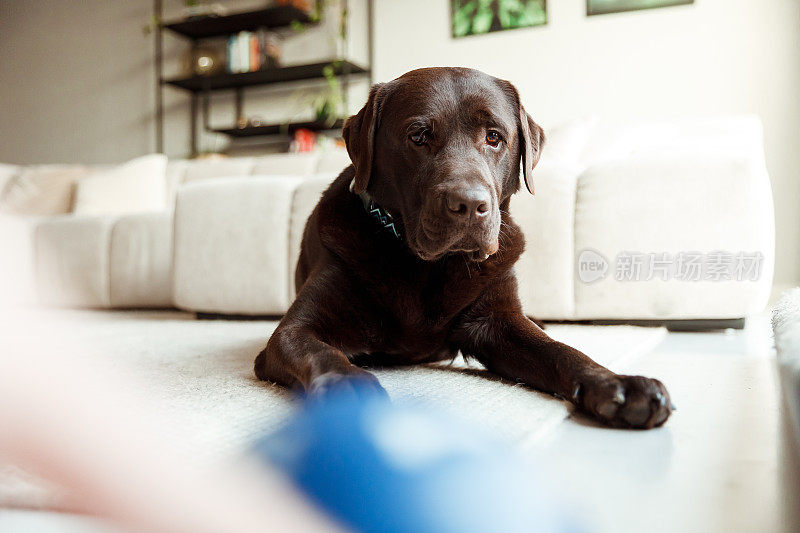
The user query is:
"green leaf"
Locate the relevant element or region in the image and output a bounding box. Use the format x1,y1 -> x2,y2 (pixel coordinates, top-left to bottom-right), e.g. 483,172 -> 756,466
453,1 -> 477,36
525,1 -> 546,26
500,0 -> 524,11
498,5 -> 511,27
472,5 -> 494,34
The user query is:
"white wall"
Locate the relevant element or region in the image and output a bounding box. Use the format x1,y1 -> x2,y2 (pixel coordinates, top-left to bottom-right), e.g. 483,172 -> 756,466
372,0 -> 800,287
0,1 -> 154,164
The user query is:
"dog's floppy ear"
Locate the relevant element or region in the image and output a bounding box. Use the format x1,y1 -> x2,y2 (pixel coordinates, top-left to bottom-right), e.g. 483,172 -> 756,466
500,80 -> 545,195
518,108 -> 545,195
343,82 -> 387,194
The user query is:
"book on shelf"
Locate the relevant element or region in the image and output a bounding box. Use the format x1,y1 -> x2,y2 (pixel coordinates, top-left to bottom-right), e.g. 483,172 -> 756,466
226,31 -> 264,74
223,28 -> 282,75
250,33 -> 259,72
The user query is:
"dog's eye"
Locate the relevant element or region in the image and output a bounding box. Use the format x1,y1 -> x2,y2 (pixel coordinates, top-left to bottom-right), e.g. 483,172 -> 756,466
486,130 -> 502,147
409,130 -> 428,146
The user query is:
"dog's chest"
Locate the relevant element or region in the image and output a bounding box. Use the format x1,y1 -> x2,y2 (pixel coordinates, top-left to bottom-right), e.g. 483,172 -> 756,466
362,256 -> 495,345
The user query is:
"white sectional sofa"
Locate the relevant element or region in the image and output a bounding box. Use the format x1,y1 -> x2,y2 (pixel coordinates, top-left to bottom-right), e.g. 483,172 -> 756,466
0,115 -> 775,325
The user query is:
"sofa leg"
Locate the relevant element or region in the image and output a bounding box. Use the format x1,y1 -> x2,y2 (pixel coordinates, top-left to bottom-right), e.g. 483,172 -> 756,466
661,318 -> 746,332
586,318 -> 746,332
540,318 -> 746,332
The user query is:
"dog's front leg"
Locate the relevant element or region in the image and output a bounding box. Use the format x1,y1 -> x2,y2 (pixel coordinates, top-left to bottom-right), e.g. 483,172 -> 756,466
255,323 -> 385,400
254,278 -> 387,400
453,286 -> 673,429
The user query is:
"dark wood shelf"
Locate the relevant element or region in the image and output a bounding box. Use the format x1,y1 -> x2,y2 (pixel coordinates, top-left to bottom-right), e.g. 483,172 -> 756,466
163,60 -> 368,92
212,119 -> 345,137
162,5 -> 313,40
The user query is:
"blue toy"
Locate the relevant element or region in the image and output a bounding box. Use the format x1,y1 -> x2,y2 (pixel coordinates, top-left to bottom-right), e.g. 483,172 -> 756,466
254,389 -> 581,533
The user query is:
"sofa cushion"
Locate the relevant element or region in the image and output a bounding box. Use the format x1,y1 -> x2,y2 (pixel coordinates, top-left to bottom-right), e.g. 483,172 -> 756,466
0,214 -> 40,305
181,157 -> 255,184
511,162 -> 579,320
73,154 -> 168,216
539,117 -> 597,168
573,153 -> 774,319
35,215 -> 116,307
576,115 -> 766,169
629,115 -> 766,163
251,152 -> 318,176
173,177 -> 301,315
314,148 -> 351,174
109,211 -> 173,308
579,122 -> 676,167
0,163 -> 20,194
165,160 -> 189,207
1,165 -> 91,216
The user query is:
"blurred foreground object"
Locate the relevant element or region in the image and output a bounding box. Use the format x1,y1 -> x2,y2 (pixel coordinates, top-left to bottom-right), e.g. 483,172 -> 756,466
256,390 -> 581,533
0,305 -> 337,533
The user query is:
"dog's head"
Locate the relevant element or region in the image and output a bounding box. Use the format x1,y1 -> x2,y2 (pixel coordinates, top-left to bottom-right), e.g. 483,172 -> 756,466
343,67 -> 544,262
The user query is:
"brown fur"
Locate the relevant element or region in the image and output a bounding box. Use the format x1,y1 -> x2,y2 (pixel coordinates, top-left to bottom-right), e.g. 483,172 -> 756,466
255,68 -> 672,429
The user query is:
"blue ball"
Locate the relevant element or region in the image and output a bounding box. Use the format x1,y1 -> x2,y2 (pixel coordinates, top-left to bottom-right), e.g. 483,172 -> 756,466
254,390 -> 580,533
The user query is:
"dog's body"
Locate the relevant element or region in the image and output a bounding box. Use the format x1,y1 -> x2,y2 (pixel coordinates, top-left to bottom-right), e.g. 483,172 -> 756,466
255,67 -> 673,429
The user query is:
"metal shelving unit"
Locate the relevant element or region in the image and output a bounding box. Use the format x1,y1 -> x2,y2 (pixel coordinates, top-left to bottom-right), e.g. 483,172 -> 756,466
153,1 -> 370,156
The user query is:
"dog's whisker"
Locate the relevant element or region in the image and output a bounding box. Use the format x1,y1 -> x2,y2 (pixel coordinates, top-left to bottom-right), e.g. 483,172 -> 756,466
462,254 -> 473,278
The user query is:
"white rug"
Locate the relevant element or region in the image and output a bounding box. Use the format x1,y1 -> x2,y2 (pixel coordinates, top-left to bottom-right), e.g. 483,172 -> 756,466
0,310 -> 666,511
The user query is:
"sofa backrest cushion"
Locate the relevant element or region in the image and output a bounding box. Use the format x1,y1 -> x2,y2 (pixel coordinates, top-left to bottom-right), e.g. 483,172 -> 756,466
1,165 -> 92,216
73,154 -> 168,216
181,157 -> 256,184
539,117 -> 598,168
251,152 -> 318,176
314,148 -> 351,174
165,160 -> 189,208
628,115 -> 765,162
539,114 -> 766,170
0,163 -> 20,194
578,114 -> 765,168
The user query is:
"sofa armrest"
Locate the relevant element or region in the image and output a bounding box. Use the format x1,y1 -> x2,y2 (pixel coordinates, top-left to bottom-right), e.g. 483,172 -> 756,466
0,214 -> 44,306
35,214 -> 118,308
172,177 -> 300,315
573,153 -> 774,320
109,211 -> 174,308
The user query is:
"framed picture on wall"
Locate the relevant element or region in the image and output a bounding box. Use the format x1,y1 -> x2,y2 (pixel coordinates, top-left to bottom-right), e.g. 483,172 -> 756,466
451,0 -> 546,38
587,0 -> 693,16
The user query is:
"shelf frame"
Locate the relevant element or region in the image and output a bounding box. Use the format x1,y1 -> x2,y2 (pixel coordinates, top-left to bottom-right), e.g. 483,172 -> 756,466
162,60 -> 368,93
161,5 -> 314,40
153,0 -> 371,156
211,119 -> 345,138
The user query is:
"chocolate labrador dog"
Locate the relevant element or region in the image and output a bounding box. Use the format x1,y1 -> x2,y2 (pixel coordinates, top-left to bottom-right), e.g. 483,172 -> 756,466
255,67 -> 673,429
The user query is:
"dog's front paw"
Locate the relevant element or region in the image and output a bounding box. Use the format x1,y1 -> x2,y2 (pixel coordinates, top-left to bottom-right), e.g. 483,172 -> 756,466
307,369 -> 389,403
576,373 -> 674,429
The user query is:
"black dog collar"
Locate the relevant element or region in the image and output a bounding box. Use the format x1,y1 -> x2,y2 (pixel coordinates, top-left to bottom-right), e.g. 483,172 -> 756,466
350,179 -> 402,240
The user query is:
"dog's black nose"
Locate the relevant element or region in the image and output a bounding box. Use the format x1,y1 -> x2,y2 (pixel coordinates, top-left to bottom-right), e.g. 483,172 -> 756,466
445,188 -> 491,219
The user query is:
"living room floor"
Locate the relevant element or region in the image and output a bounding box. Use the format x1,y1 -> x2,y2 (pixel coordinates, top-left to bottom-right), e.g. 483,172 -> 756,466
533,314 -> 799,533
0,313 -> 798,533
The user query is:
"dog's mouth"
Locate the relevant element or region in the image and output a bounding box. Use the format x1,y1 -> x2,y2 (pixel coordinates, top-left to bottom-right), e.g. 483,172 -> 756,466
412,220 -> 499,262
415,244 -> 495,263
